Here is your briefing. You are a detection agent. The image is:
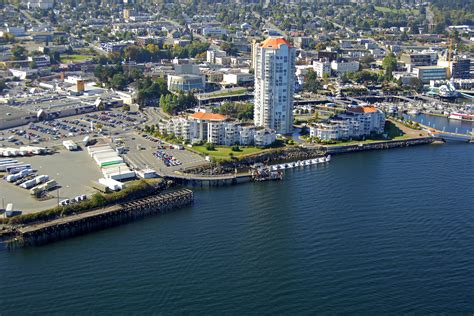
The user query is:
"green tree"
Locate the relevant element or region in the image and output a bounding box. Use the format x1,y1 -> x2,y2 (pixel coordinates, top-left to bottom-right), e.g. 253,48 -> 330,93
0,80 -> 6,93
11,45 -> 26,60
407,77 -> 424,92
303,69 -> 322,93
110,73 -> 127,90
382,52 -> 397,80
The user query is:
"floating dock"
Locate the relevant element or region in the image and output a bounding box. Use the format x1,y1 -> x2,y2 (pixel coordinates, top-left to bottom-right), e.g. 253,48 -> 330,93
270,155 -> 331,171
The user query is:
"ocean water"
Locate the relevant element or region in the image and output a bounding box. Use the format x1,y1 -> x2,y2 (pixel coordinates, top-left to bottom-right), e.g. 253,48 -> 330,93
1,144 -> 473,314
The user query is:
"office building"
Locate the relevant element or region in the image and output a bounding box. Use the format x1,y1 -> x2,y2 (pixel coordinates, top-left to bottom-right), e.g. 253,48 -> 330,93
414,66 -> 447,83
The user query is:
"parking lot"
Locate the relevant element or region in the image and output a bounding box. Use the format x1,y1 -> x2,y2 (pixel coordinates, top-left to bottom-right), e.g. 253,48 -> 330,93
0,109 -> 148,150
0,149 -> 103,214
0,108 -> 152,214
124,134 -> 207,176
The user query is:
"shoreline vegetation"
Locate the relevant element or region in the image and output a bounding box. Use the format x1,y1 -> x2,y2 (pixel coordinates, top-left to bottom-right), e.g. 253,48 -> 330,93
0,179 -> 166,227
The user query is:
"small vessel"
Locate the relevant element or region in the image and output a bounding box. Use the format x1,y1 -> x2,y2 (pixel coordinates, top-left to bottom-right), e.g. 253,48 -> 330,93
448,113 -> 474,122
252,167 -> 283,181
408,109 -> 420,115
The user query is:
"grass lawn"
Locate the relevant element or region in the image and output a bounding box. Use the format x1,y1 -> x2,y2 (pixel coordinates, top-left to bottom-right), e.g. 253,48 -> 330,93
320,121 -> 413,147
190,145 -> 267,160
374,6 -> 419,14
61,54 -> 95,63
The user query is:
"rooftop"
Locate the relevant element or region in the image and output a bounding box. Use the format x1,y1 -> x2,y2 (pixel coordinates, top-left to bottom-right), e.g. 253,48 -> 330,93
189,112 -> 227,121
347,106 -> 378,114
260,37 -> 292,49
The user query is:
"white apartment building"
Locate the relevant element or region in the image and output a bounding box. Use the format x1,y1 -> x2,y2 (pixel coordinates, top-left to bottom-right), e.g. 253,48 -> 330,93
27,55 -> 51,68
206,50 -> 227,64
26,0 -> 54,9
310,106 -> 385,141
161,112 -> 276,146
330,60 -> 360,75
313,60 -> 331,77
202,27 -> 228,37
254,37 -> 296,134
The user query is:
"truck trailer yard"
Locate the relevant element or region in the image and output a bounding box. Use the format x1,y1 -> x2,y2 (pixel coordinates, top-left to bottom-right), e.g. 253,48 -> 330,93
0,149 -> 103,214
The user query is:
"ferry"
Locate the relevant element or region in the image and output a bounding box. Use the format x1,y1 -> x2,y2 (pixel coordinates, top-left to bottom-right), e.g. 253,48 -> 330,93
448,113 -> 474,122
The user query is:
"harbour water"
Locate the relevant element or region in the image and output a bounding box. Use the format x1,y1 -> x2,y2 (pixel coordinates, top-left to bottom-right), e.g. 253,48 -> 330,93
1,130 -> 473,314
408,113 -> 473,134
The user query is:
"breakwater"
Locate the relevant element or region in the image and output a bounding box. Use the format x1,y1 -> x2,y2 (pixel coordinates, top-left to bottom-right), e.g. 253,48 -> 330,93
324,137 -> 435,154
7,189 -> 193,248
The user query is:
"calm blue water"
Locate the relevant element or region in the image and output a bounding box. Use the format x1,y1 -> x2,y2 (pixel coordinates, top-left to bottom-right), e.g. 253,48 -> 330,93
409,113 -> 473,134
1,143 -> 473,313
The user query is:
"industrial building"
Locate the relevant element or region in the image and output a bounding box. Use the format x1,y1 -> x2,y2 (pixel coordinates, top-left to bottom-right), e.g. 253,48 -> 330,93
87,145 -> 135,181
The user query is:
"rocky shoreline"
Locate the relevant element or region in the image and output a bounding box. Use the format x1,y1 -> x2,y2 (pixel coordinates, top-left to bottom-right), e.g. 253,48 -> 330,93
183,146 -> 326,175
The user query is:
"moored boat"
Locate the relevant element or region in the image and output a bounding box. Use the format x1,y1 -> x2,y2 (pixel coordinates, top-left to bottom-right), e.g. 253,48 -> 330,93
448,113 -> 474,122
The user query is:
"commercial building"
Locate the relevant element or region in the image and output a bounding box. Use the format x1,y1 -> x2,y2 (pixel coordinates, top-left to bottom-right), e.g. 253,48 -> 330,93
0,107 -> 38,130
438,58 -> 472,79
167,74 -> 205,92
400,53 -> 433,67
222,73 -> 253,85
430,78 -> 474,90
254,37 -> 296,134
310,106 -> 385,141
414,66 -> 447,83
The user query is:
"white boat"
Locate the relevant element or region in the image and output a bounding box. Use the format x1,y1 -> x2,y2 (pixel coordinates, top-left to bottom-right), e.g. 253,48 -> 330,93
448,113 -> 474,122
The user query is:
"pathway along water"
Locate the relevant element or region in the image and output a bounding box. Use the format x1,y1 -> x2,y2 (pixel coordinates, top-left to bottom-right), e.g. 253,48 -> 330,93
1,124 -> 473,314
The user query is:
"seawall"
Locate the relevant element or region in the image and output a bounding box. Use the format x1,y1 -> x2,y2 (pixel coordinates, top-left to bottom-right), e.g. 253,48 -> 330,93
324,137 -> 435,154
9,189 -> 194,248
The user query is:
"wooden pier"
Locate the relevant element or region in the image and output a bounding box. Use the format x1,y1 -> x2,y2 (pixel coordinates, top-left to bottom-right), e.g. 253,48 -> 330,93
12,189 -> 194,247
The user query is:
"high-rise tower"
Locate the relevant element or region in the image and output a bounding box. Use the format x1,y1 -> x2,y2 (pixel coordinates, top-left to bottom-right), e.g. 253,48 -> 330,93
254,37 -> 295,134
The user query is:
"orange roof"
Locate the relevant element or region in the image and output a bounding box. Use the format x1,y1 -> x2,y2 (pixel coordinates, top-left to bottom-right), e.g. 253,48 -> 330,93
260,37 -> 291,49
190,112 -> 227,121
348,106 -> 378,114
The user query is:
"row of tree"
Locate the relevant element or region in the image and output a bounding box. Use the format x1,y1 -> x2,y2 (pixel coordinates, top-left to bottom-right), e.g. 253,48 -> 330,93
215,102 -> 254,121
121,41 -> 209,63
159,92 -> 198,115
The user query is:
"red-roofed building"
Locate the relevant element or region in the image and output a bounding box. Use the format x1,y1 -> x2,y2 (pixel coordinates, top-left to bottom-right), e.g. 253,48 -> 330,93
159,112 -> 276,146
